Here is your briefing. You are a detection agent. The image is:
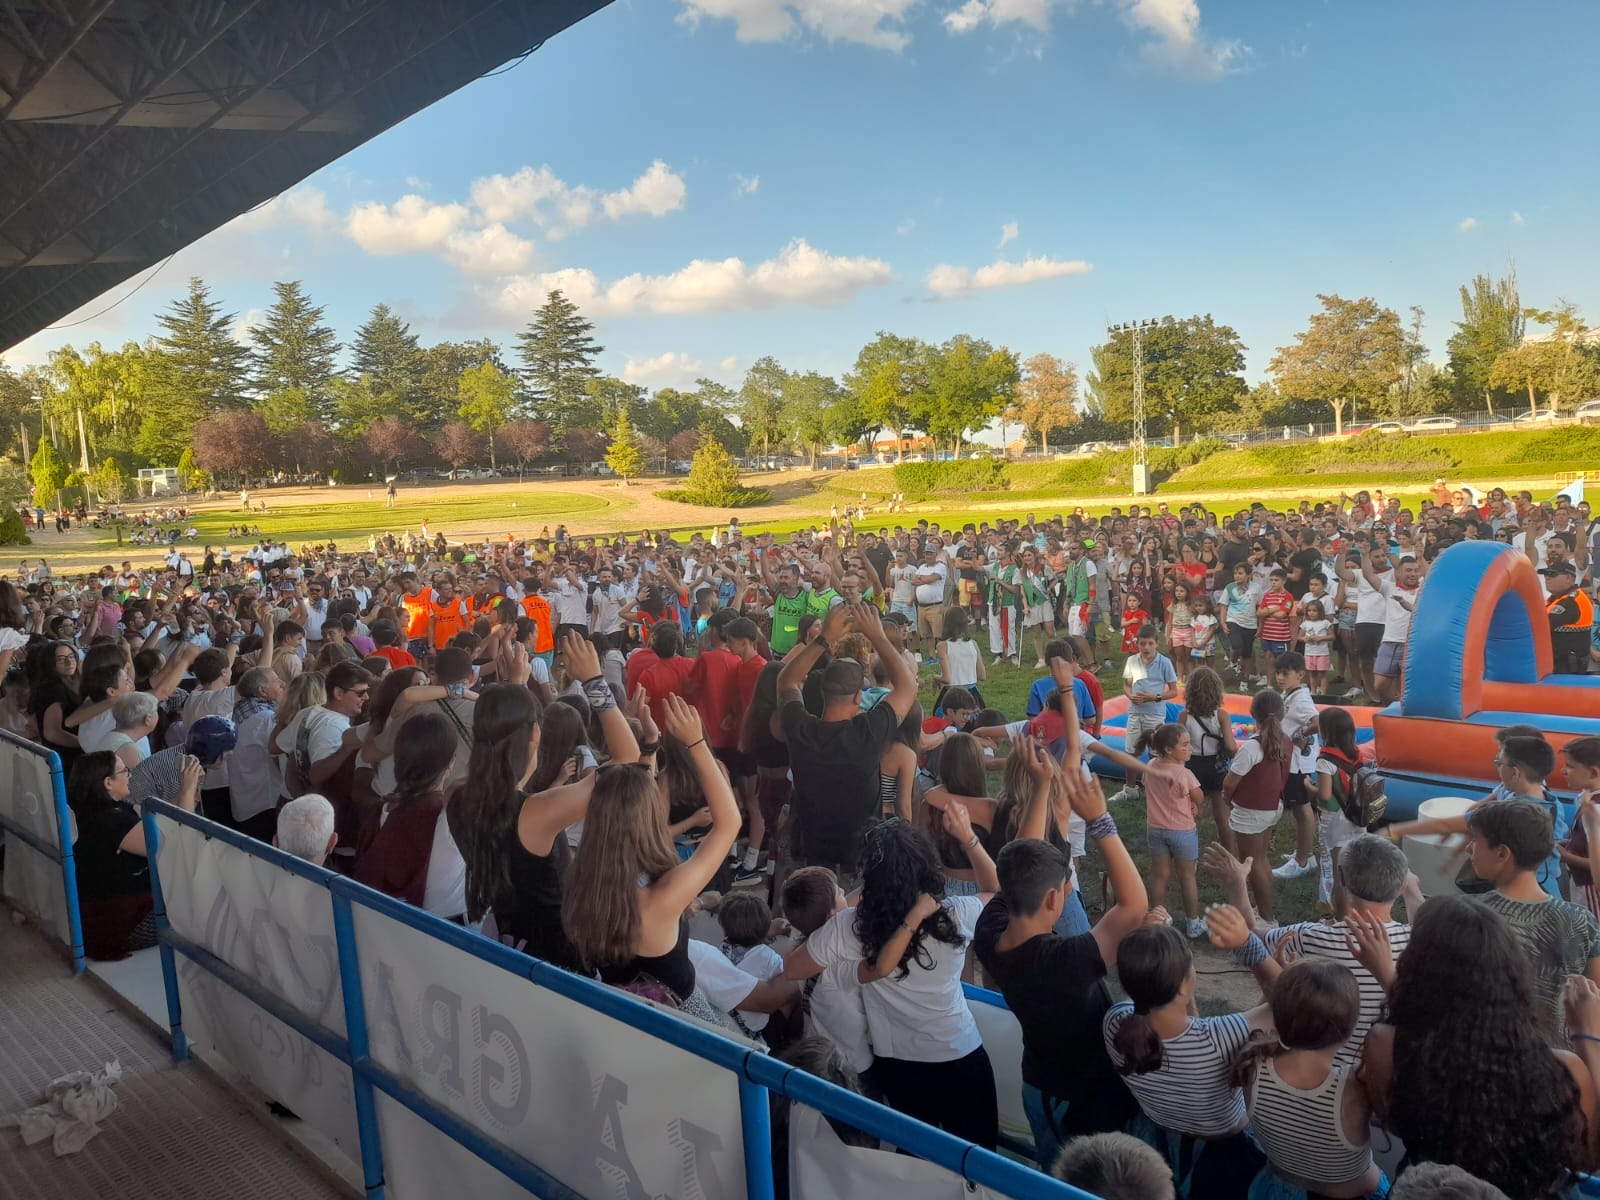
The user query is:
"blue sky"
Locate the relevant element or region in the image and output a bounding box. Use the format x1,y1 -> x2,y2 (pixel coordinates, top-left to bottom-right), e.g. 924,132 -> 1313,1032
8,0 -> 1598,414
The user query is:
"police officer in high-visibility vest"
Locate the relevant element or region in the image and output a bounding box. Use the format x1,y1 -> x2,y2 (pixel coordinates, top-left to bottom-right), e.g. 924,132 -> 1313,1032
1544,561 -> 1594,674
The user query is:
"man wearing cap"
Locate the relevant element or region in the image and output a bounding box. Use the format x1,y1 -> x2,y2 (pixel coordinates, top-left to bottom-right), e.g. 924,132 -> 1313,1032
776,602 -> 918,892
911,539 -> 950,658
131,715 -> 238,810
1545,560 -> 1594,675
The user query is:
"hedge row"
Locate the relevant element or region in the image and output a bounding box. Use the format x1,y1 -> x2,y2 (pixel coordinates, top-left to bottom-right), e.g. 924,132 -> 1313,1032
656,485 -> 773,508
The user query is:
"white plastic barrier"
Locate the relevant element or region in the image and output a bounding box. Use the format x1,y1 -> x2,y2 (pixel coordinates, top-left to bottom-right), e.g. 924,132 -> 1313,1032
0,730 -> 83,968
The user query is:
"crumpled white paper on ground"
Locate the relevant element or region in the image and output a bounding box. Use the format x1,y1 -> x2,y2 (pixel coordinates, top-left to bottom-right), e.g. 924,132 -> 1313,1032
1,1060 -> 123,1155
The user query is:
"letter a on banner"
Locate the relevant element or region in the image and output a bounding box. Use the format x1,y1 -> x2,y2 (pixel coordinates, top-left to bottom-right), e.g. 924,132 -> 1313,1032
586,1074 -> 652,1200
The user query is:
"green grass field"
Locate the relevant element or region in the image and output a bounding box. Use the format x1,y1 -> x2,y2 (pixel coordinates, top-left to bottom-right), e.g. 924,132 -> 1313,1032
139,488 -> 619,548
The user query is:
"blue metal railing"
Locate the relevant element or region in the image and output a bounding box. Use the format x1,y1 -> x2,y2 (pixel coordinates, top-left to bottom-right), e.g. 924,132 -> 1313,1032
0,729 -> 85,973
139,797 -> 1097,1200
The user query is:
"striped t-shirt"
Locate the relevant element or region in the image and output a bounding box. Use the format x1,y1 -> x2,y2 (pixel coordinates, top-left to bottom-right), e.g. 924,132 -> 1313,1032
1480,892 -> 1600,1038
1263,919 -> 1411,1066
1103,1005 -> 1253,1137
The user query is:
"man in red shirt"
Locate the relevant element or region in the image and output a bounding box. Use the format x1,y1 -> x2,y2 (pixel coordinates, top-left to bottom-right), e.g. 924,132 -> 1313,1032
635,622 -> 695,730
725,616 -> 769,722
369,619 -> 417,670
687,614 -> 743,753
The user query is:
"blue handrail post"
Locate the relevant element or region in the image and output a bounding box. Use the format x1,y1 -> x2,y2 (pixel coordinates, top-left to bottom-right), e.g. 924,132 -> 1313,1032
43,748 -> 86,974
139,805 -> 189,1061
330,886 -> 388,1200
738,1069 -> 776,1200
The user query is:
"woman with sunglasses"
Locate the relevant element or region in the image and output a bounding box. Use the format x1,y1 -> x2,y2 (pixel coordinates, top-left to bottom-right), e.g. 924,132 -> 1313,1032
69,748 -> 202,960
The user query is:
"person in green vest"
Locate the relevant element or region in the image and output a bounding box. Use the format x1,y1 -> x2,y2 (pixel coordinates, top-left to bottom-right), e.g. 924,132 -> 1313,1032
762,559 -> 813,655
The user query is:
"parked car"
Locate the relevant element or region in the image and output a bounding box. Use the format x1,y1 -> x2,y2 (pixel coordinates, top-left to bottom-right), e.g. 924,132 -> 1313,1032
1368,421 -> 1406,434
1574,399 -> 1600,420
1513,409 -> 1560,423
1406,415 -> 1461,431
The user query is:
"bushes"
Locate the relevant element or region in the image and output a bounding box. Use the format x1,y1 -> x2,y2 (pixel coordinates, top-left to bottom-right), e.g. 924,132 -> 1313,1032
1503,426 -> 1600,464
0,506 -> 31,546
892,458 -> 1008,493
657,486 -> 772,508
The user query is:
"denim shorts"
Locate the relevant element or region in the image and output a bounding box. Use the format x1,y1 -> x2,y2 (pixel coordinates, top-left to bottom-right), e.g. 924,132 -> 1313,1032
1146,825 -> 1200,861
1375,640 -> 1406,677
1260,639 -> 1290,659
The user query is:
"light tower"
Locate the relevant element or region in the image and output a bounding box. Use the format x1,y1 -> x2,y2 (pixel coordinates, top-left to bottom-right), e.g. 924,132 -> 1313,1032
1109,317 -> 1169,497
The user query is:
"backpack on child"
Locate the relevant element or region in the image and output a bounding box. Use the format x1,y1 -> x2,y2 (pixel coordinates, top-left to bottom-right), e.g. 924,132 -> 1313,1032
1318,745 -> 1388,829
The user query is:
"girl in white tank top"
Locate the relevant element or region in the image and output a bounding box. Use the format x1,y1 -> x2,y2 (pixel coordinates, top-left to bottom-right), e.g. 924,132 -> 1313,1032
1234,959 -> 1382,1199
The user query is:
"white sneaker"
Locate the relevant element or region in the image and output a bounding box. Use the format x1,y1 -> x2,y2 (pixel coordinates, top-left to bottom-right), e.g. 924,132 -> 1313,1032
1271,857 -> 1315,879
1343,686 -> 1364,699
1186,918 -> 1208,939
1108,786 -> 1143,805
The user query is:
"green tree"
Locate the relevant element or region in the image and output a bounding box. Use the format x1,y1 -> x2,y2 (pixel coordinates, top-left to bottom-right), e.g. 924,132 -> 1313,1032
0,363 -> 37,460
738,356 -> 787,458
605,407 -> 645,480
1087,316 -> 1246,444
1447,271 -> 1523,415
456,362 -> 518,469
915,336 -> 1020,456
1521,302 -> 1600,413
1269,295 -> 1407,434
30,437 -> 69,507
516,289 -> 604,431
845,333 -> 930,452
44,342 -> 147,460
781,370 -> 848,467
137,277 -> 249,463
347,304 -> 425,428
1006,352 -> 1080,453
683,435 -> 745,495
418,339 -> 506,433
636,386 -> 703,445
176,447 -> 198,490
92,457 -> 129,504
251,280 -> 340,432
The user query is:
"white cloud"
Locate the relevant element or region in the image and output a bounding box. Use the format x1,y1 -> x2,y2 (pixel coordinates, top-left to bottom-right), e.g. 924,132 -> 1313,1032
1119,0 -> 1247,80
926,253 -> 1092,297
229,186 -> 338,233
720,355 -> 740,372
483,237 -> 892,319
601,160 -> 688,220
1512,210 -> 1525,225
896,218 -> 917,235
998,220 -> 1019,248
677,0 -> 918,51
1458,216 -> 1479,233
231,308 -> 264,346
442,223 -> 535,275
467,161 -> 684,237
943,0 -> 1244,79
734,173 -> 761,197
623,352 -> 707,384
345,194 -> 470,254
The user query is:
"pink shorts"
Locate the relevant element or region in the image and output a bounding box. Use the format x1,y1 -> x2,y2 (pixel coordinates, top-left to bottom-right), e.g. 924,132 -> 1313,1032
1169,625 -> 1193,648
1305,652 -> 1331,671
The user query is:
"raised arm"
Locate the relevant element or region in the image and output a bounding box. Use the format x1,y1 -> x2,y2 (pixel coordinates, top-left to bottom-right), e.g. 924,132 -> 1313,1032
854,603 -> 915,720
941,799 -> 999,897
642,696 -> 741,915
1013,736 -> 1057,843
1066,763 -> 1149,967
561,631 -> 639,763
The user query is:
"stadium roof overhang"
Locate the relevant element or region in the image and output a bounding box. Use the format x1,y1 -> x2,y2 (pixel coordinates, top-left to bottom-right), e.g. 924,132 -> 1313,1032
0,0 -> 612,352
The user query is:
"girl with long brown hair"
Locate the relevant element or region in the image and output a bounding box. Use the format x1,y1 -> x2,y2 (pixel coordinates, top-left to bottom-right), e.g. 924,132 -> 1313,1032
560,693 -> 740,1011
1222,688 -> 1291,923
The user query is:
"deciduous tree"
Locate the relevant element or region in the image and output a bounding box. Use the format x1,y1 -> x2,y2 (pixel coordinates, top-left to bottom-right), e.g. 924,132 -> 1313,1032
500,419 -> 554,476
433,422 -> 483,471
1447,271 -> 1523,415
1006,353 -> 1080,453
846,333 -> 929,451
915,336 -> 1019,456
738,357 -> 786,458
668,428 -> 702,460
363,415 -> 425,472
1269,295 -> 1406,435
192,411 -> 276,484
781,370 -> 848,467
456,361 -> 517,469
30,438 -> 68,507
1088,316 -> 1245,444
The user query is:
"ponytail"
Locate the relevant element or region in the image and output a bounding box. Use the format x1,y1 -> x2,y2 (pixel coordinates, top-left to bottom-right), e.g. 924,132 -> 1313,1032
1228,1029 -> 1287,1089
1112,1011 -> 1166,1076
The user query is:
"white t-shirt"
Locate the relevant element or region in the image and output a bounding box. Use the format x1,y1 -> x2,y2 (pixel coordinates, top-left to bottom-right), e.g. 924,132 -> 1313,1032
805,896 -> 983,1063
889,565 -> 917,605
807,959 -> 874,1073
1378,577 -> 1419,644
686,939 -> 765,1033
274,706 -> 350,765
230,708 -> 283,821
1354,569 -> 1391,625
913,561 -> 949,606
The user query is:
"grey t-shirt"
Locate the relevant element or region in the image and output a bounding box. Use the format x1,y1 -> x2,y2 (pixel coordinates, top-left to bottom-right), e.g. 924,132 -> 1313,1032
1479,892 -> 1600,1039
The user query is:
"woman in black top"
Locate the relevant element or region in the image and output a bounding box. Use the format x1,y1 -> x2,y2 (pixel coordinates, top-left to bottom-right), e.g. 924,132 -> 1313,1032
70,749 -> 202,960
562,695 -> 739,1012
27,640 -> 82,773
449,633 -> 639,970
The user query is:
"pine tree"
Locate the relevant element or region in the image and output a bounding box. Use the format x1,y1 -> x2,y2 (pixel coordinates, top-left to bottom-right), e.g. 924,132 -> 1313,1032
347,304 -> 425,429
516,289 -> 604,432
604,407 -> 644,480
251,280 -> 341,432
137,276 -> 249,463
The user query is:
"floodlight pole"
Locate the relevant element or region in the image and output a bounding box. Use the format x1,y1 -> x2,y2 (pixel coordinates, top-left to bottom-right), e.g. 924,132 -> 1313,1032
1110,319 -> 1158,496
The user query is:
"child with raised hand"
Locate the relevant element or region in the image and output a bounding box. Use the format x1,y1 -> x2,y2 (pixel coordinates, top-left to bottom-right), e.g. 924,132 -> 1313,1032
1560,736 -> 1600,919
1224,952 -> 1385,1200
1299,598 -> 1334,694
1139,723 -> 1206,938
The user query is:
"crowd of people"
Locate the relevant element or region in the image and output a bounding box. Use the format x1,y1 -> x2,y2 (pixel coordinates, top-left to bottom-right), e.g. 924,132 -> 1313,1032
3,477 -> 1600,1200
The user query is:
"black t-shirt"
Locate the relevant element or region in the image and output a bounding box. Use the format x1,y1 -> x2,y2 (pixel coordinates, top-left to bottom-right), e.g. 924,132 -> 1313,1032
972,896 -> 1135,1131
779,699 -> 898,867
1288,546 -> 1323,588
72,800 -> 150,898
865,543 -> 893,586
